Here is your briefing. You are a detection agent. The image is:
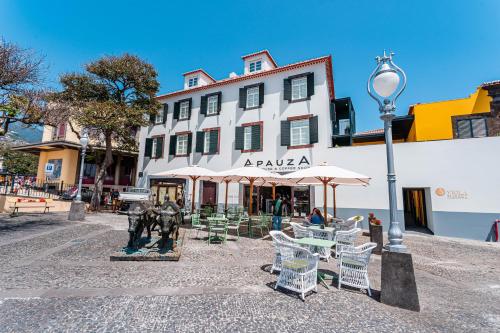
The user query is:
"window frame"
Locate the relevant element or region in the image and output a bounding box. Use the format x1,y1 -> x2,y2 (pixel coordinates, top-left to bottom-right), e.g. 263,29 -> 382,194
151,135 -> 164,159
188,76 -> 198,88
246,86 -> 260,108
207,95 -> 218,116
291,76 -> 308,101
241,121 -> 263,153
287,115 -> 314,149
457,117 -> 488,139
249,60 -> 262,73
179,101 -> 190,120
155,111 -> 163,124
176,133 -> 189,156
202,127 -> 220,155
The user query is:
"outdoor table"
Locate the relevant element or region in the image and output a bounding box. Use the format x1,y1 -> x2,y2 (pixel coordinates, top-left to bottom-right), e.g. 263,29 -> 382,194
308,225 -> 336,240
207,217 -> 228,243
295,237 -> 336,289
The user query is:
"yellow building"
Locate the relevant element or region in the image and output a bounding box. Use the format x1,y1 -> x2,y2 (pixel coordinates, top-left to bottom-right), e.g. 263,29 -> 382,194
12,122 -> 138,193
353,81 -> 500,145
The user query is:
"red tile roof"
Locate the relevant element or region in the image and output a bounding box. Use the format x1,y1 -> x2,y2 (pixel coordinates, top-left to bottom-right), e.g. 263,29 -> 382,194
157,55 -> 335,100
481,80 -> 500,87
241,50 -> 278,67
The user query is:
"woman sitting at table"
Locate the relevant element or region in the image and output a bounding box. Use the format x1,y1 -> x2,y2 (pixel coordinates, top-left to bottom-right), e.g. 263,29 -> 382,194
309,208 -> 325,225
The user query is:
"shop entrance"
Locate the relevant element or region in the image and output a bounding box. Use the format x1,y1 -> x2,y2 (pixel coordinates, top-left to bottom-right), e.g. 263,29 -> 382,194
150,178 -> 185,206
403,188 -> 432,233
243,185 -> 310,217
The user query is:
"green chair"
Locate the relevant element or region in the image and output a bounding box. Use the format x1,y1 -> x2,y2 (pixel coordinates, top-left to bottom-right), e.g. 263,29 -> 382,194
207,217 -> 228,244
228,215 -> 246,240
191,214 -> 205,239
251,214 -> 271,237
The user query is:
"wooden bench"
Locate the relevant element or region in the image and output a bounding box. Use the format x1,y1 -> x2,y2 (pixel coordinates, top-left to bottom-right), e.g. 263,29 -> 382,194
8,199 -> 56,216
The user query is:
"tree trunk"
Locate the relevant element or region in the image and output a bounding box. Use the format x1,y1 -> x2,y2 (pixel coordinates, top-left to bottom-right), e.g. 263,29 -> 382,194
90,133 -> 114,211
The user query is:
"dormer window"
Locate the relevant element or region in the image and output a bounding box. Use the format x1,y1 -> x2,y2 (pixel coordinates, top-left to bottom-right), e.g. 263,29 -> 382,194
188,77 -> 198,87
249,60 -> 262,73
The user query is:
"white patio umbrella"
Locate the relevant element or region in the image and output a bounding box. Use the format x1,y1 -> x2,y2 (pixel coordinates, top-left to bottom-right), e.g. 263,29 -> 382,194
212,166 -> 283,215
283,163 -> 370,220
151,165 -> 218,212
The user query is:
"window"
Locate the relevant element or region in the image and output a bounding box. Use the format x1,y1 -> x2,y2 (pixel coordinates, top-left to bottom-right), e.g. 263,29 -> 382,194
243,126 -> 252,150
291,77 -> 307,100
176,134 -> 189,155
203,131 -> 211,153
188,77 -> 198,87
155,111 -> 163,124
338,119 -> 350,135
457,118 -> 487,138
179,101 -> 190,120
249,60 -> 262,73
246,87 -> 259,108
290,119 -> 310,146
207,95 -> 218,115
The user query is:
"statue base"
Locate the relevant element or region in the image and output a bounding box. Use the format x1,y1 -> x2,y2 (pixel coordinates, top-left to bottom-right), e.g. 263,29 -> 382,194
110,229 -> 184,261
68,201 -> 86,221
380,250 -> 420,312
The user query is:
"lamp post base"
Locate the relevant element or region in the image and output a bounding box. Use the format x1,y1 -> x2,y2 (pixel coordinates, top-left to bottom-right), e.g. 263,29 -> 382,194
381,250 -> 420,312
68,200 -> 86,221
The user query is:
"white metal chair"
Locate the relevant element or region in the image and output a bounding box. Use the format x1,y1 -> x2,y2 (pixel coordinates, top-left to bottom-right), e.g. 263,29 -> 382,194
338,242 -> 376,296
274,242 -> 319,301
290,222 -> 313,239
269,231 -> 298,273
334,227 -> 361,258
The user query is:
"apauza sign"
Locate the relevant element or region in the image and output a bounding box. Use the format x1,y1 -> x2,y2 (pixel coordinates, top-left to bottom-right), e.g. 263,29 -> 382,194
244,156 -> 311,172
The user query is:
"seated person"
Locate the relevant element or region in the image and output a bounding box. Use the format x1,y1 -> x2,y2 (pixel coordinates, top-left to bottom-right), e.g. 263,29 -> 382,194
310,208 -> 325,225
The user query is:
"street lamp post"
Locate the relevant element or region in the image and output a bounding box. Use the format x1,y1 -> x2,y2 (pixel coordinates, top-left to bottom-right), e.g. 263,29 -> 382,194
367,51 -> 419,312
367,51 -> 407,252
75,129 -> 89,202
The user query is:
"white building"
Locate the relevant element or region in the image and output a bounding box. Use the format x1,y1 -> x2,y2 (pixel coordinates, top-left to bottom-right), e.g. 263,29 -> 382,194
137,50 -> 500,241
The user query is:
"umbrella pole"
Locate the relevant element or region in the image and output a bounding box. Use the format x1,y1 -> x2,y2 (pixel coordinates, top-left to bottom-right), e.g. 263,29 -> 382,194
331,184 -> 337,218
224,180 -> 229,212
249,178 -> 254,216
323,180 -> 328,223
272,183 -> 276,200
191,176 -> 197,213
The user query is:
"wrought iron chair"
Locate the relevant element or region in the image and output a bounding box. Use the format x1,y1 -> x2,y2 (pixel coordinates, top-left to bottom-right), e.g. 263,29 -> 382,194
290,222 -> 313,239
338,242 -> 377,296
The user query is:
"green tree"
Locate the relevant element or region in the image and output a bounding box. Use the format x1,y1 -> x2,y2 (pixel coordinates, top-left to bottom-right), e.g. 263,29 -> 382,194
49,54 -> 160,210
1,145 -> 39,175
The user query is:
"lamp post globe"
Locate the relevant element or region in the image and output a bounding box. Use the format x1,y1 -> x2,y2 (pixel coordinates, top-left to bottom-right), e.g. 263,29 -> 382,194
367,51 -> 407,253
75,129 -> 89,202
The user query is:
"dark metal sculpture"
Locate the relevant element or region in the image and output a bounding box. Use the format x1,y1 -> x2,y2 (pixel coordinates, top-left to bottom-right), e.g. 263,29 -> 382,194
157,200 -> 181,250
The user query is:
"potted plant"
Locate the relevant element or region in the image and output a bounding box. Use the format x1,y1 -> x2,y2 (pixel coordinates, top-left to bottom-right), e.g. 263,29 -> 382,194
369,213 -> 383,255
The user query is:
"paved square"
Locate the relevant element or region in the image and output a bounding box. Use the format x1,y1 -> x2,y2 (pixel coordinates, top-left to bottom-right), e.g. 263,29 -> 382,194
0,213 -> 499,332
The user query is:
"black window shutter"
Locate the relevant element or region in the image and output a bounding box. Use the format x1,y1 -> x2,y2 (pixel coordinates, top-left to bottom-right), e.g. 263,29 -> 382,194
284,78 -> 291,101
156,137 -> 164,158
145,138 -> 153,157
187,98 -> 192,120
149,112 -> 156,124
330,102 -> 336,122
235,127 -> 244,150
195,131 -> 205,153
251,125 -> 261,150
307,72 -> 315,98
258,83 -> 264,106
209,130 -> 219,154
169,135 -> 177,155
281,121 -> 291,146
200,96 -> 207,116
173,102 -> 180,120
239,88 -> 247,109
187,133 -> 193,154
162,104 -> 168,124
309,116 -> 319,144
217,92 -> 222,113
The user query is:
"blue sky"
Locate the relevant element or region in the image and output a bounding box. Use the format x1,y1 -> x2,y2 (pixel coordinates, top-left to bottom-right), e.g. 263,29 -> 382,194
2,0 -> 500,131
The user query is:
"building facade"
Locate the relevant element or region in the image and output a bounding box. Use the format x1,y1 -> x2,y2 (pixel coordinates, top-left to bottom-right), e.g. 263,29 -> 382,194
138,51 -> 500,241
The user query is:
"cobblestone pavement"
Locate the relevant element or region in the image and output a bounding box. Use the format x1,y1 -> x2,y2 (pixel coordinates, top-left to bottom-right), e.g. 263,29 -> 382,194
0,213 -> 499,332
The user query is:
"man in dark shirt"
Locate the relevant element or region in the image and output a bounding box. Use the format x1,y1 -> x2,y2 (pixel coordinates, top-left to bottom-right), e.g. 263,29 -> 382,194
272,194 -> 283,231
111,189 -> 120,213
